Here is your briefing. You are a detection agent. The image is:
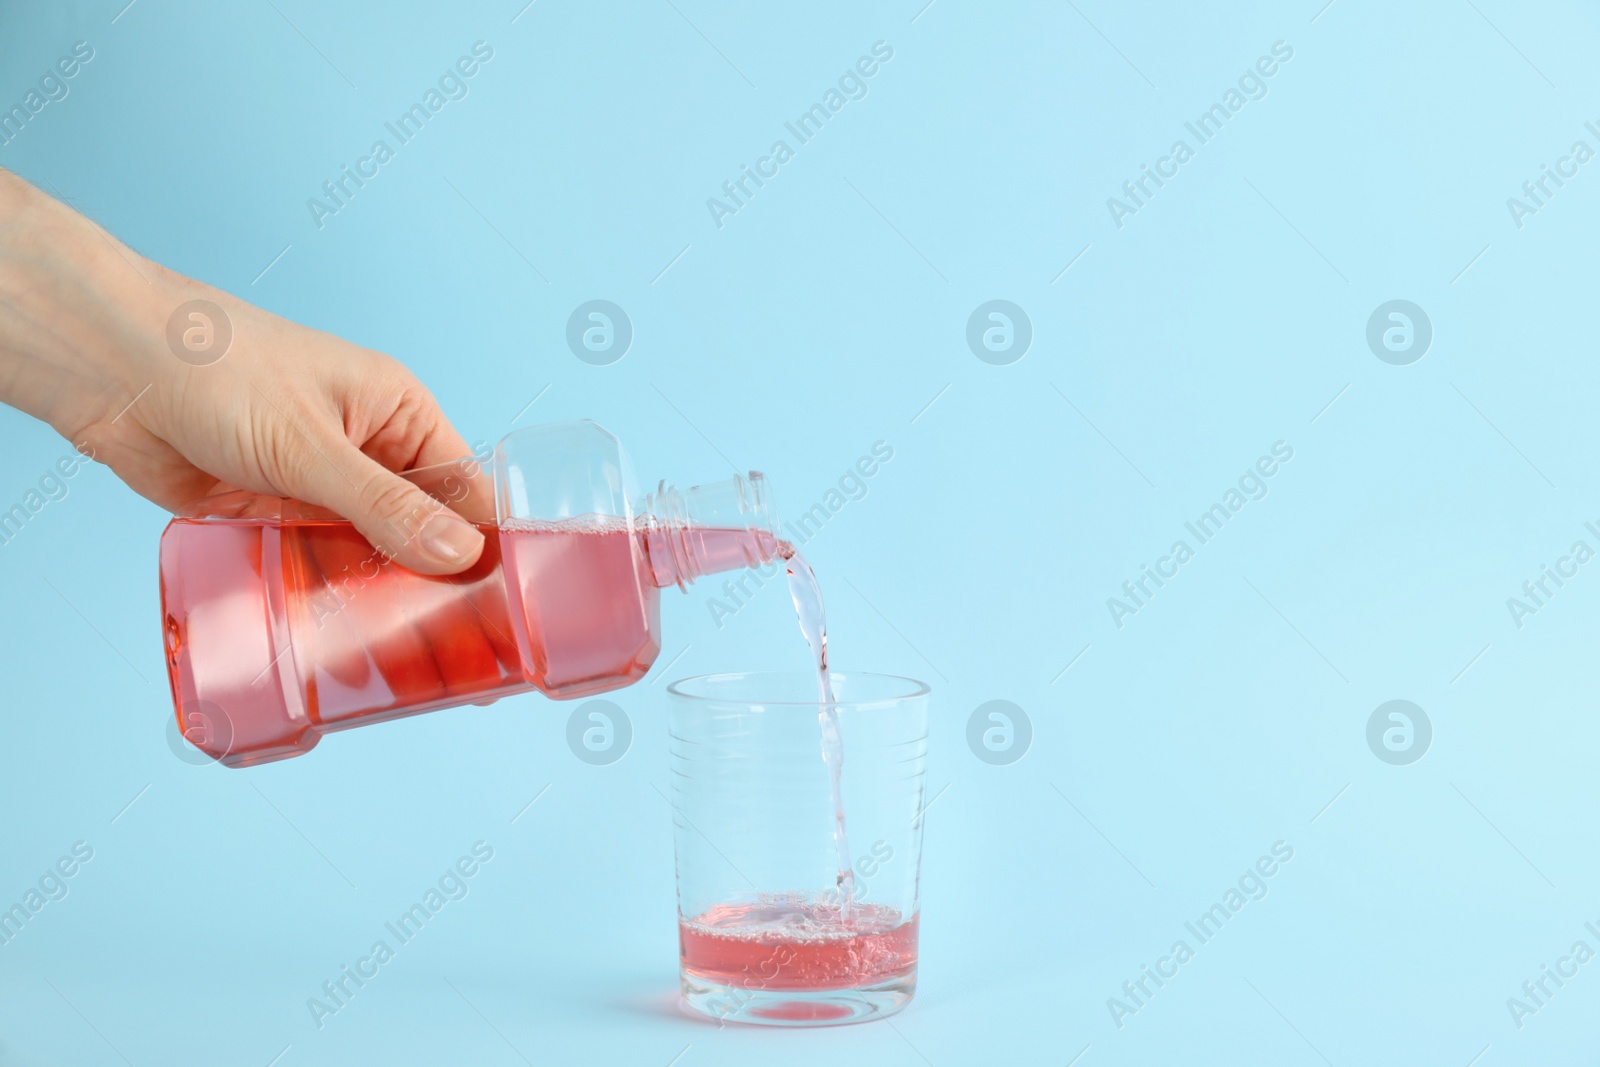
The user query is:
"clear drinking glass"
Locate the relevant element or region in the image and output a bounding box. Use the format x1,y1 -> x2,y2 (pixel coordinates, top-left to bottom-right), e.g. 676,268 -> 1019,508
667,671 -> 930,1026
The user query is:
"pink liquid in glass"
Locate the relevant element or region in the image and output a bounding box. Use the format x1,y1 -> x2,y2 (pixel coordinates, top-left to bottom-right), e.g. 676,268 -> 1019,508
679,900 -> 918,996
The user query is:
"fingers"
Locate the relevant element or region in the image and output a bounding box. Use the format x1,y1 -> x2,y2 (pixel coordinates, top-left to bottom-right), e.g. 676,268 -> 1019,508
403,418 -> 477,472
444,462 -> 496,525
388,400 -> 497,525
296,525 -> 376,695
397,435 -> 497,527
297,437 -> 486,576
346,370 -> 496,526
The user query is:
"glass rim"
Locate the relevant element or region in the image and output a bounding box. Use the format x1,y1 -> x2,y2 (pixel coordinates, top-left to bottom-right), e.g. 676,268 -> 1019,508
666,670 -> 930,708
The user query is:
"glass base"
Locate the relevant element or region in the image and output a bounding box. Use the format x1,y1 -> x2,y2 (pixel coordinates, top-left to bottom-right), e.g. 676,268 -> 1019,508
680,974 -> 915,1027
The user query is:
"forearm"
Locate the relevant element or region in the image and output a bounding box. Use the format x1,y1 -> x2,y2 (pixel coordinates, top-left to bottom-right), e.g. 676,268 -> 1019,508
0,168 -> 171,441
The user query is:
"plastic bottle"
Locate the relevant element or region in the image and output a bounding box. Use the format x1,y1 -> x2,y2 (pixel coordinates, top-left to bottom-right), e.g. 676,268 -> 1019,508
159,421 -> 782,766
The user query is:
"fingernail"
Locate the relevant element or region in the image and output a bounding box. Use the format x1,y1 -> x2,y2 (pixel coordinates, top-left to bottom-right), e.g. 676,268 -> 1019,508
419,513 -> 483,564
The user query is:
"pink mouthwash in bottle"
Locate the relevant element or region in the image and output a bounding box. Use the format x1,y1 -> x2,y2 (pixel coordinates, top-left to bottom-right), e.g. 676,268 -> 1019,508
159,421 -> 784,766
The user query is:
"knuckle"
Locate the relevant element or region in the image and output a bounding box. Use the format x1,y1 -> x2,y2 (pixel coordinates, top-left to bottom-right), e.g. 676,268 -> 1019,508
365,350 -> 421,391
358,476 -> 436,549
359,475 -> 419,523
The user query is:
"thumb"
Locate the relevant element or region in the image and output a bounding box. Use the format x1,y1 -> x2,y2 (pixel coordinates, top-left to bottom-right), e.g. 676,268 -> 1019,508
306,441 -> 486,575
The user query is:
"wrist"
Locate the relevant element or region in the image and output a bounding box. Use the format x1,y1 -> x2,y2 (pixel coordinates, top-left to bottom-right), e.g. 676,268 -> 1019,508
0,172 -> 173,439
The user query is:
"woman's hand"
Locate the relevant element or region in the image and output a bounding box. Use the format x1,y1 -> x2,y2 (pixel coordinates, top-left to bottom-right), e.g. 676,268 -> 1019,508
0,167 -> 484,574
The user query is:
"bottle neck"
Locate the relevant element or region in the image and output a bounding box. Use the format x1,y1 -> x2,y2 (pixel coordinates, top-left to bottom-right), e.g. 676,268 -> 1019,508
639,472 -> 787,590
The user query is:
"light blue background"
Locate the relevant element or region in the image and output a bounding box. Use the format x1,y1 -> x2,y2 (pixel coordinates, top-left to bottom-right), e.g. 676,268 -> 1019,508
2,0 -> 1598,1063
